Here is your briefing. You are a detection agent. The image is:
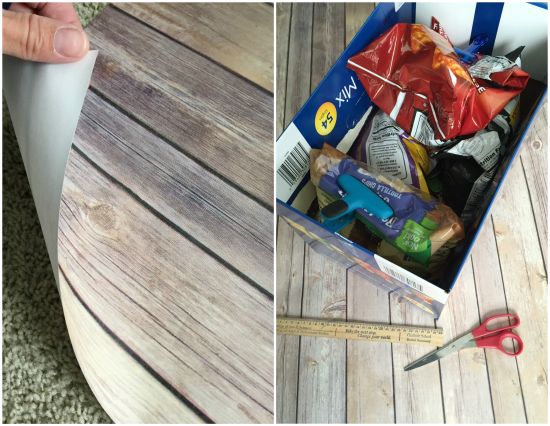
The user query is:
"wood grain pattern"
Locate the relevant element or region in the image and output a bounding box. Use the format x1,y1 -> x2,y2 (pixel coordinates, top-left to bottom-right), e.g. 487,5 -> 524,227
471,216 -> 526,423
87,6 -> 274,207
60,152 -> 273,423
390,299 -> 444,424
297,246 -> 347,424
275,218 -> 305,423
284,3 -> 313,128
345,3 -> 376,47
276,2 -> 291,137
347,271 -> 394,424
58,5 -> 275,423
113,3 -> 274,92
59,274 -> 206,424
75,91 -> 273,294
311,3 -> 345,92
437,259 -> 493,423
276,3 -> 547,423
491,160 -> 548,424
520,100 -> 548,268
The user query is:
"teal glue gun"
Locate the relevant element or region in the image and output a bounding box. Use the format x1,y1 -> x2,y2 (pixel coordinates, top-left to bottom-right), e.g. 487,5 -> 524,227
320,174 -> 393,232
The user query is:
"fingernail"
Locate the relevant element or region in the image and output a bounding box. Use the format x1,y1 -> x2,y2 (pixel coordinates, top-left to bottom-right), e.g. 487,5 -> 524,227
54,28 -> 86,58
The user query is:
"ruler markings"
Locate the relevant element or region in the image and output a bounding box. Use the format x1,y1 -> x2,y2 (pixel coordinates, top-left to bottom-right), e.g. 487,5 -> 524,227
276,318 -> 443,347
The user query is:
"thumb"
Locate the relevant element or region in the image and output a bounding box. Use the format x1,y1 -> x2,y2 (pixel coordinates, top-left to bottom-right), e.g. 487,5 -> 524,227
3,10 -> 89,63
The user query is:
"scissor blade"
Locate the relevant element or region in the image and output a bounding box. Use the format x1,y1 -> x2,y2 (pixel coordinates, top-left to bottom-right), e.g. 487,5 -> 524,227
405,333 -> 474,371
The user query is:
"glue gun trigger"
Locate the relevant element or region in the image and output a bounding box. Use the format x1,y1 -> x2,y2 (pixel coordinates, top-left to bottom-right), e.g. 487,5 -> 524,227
320,199 -> 349,219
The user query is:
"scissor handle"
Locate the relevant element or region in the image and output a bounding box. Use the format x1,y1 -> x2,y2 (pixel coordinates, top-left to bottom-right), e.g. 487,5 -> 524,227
475,330 -> 524,356
472,314 -> 520,339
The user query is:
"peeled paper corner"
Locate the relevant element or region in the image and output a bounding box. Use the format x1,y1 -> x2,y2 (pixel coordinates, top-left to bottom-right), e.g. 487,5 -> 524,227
3,51 -> 99,287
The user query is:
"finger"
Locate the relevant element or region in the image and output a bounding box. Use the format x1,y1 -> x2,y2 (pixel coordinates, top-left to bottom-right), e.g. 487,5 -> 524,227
8,4 -> 40,14
3,10 -> 89,63
9,3 -> 82,29
36,3 -> 83,29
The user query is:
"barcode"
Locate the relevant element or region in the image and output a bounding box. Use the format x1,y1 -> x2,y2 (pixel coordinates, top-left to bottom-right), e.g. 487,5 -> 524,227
277,141 -> 309,187
381,264 -> 424,293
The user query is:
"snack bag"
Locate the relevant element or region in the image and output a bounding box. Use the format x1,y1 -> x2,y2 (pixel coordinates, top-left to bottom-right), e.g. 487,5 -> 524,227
467,53 -> 529,90
348,109 -> 435,194
429,19 -> 524,132
377,238 -> 459,281
431,17 -> 453,47
429,105 -> 512,222
346,24 -> 528,142
433,17 -> 528,90
310,144 -> 465,267
437,156 -> 485,220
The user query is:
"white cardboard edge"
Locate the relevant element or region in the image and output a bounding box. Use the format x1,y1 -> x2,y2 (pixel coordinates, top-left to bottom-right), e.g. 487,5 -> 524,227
375,254 -> 450,304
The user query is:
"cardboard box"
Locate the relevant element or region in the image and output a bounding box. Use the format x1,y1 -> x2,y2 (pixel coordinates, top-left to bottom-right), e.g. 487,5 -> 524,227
276,2 -> 548,318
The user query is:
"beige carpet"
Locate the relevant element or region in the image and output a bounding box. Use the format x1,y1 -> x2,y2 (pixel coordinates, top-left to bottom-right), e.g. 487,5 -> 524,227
2,3 -> 112,423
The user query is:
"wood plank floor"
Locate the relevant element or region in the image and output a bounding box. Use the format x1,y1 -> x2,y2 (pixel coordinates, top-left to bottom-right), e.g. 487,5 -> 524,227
276,3 -> 547,423
58,4 -> 274,423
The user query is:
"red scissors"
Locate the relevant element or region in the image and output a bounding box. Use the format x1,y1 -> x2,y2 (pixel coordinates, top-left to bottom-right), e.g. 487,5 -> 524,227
405,314 -> 523,371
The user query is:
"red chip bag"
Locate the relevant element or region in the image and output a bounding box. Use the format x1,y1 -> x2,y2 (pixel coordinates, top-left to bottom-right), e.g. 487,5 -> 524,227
468,55 -> 530,90
491,67 -> 529,89
432,19 -> 529,91
431,17 -> 453,47
347,24 -> 528,142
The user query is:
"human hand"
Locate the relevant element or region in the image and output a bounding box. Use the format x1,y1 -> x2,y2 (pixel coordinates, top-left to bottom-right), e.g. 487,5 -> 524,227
3,2 -> 89,63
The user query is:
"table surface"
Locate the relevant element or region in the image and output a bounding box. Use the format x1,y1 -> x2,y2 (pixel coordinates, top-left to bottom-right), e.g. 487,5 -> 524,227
57,4 -> 274,423
276,3 -> 548,424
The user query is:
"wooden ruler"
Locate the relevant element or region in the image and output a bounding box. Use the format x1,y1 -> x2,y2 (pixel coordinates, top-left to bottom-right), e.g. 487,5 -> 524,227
277,318 -> 443,346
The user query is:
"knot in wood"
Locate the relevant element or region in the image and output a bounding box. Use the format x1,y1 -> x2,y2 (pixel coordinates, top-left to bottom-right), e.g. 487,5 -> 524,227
472,351 -> 486,365
88,205 -> 117,231
531,140 -> 542,150
104,61 -> 119,76
304,356 -> 318,368
322,300 -> 346,317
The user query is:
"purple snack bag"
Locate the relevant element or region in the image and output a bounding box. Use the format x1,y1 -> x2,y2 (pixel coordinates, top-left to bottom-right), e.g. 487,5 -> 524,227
348,109 -> 434,194
318,157 -> 438,242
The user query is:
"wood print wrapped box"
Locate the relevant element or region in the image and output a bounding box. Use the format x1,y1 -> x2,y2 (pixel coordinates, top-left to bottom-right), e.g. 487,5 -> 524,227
276,2 -> 548,318
4,4 -> 275,422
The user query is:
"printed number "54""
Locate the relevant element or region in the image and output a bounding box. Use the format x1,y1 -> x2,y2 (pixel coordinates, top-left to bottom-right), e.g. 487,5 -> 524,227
322,112 -> 333,129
